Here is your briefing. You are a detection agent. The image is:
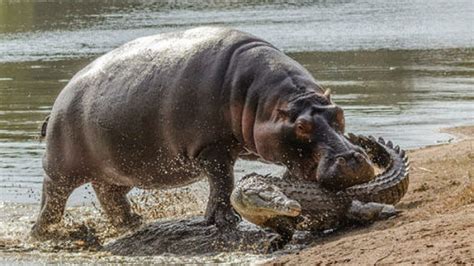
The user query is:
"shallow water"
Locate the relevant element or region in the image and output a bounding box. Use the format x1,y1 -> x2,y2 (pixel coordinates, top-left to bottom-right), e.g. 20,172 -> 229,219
0,0 -> 473,263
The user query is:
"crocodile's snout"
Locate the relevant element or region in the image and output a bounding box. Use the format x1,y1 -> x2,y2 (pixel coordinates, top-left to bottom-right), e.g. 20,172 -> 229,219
231,175 -> 302,225
284,199 -> 302,216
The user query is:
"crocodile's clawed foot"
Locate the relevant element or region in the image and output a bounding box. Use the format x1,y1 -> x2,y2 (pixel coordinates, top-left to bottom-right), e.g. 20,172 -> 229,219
265,234 -> 290,253
347,200 -> 401,223
379,205 -> 403,219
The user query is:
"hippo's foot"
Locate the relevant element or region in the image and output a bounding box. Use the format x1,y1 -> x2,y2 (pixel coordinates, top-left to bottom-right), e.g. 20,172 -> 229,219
29,223 -> 54,241
204,206 -> 241,229
29,222 -> 102,251
112,213 -> 143,233
192,203 -> 240,229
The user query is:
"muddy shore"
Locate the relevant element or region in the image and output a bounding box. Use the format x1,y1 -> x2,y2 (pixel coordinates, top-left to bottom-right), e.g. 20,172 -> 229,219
269,125 -> 474,264
0,126 -> 473,264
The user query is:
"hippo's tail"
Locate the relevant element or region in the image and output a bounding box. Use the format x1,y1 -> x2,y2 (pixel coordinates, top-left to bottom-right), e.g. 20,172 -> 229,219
40,115 -> 50,139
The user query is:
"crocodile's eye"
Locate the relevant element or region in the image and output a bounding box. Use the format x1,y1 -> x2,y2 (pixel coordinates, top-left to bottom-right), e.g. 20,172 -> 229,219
259,191 -> 276,201
263,186 -> 275,192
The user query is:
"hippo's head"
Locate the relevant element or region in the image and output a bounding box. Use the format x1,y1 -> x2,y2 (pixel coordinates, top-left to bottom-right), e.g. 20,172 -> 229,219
253,89 -> 375,190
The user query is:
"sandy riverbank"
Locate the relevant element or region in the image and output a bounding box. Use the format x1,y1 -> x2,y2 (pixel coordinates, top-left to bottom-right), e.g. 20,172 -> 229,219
269,125 -> 474,264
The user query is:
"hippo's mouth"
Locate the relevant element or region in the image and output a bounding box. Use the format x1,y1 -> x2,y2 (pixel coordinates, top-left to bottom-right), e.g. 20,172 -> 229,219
315,137 -> 376,190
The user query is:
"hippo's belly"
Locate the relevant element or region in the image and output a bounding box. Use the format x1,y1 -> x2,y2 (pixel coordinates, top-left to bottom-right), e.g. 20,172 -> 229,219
97,155 -> 207,189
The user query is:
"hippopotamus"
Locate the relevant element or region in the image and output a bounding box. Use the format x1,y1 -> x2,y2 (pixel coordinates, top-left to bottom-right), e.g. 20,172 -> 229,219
31,27 -> 374,238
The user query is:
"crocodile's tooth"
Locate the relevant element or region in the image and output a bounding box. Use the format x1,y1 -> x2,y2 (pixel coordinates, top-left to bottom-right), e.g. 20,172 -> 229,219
369,135 -> 377,143
378,137 -> 385,144
395,145 -> 401,153
360,134 -> 369,141
387,140 -> 393,148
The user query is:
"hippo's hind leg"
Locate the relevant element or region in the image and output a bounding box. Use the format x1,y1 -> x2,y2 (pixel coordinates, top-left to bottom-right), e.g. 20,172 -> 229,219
91,182 -> 142,230
197,145 -> 240,228
30,175 -> 79,239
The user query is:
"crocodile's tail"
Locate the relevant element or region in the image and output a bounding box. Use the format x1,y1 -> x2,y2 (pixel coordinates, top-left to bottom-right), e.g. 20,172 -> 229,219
40,115 -> 50,139
342,134 -> 410,205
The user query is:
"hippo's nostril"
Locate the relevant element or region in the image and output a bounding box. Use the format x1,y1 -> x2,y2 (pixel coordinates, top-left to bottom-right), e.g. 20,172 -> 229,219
336,157 -> 346,166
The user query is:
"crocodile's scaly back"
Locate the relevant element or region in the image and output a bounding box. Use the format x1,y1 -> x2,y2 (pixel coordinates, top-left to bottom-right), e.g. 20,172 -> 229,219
342,134 -> 410,204
255,175 -> 352,231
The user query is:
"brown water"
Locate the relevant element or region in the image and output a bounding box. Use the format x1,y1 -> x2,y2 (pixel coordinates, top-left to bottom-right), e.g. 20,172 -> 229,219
0,0 -> 473,264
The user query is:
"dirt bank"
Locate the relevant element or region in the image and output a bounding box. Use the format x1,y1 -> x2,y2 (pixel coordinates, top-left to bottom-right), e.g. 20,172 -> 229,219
269,126 -> 474,265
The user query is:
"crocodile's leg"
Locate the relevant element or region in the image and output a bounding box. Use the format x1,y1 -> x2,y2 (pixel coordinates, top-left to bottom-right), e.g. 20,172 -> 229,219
346,200 -> 400,223
263,217 -> 296,252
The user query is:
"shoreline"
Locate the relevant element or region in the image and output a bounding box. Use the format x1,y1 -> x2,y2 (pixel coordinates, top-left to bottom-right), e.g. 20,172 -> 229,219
267,125 -> 474,264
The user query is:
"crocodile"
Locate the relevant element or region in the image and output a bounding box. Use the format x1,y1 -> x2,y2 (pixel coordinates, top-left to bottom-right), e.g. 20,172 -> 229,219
231,135 -> 409,249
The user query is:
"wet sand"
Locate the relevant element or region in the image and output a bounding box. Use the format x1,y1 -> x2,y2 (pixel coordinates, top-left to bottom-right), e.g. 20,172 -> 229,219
0,126 -> 472,264
269,125 -> 474,264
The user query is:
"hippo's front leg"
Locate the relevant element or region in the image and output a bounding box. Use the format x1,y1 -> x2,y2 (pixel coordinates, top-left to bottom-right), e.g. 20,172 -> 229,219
197,145 -> 240,228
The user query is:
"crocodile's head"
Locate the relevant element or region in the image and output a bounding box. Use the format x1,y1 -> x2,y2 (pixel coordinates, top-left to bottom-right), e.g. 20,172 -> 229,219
231,174 -> 301,226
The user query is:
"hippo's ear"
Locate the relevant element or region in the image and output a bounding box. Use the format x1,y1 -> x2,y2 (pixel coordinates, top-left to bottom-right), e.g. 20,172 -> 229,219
295,117 -> 313,142
323,88 -> 331,102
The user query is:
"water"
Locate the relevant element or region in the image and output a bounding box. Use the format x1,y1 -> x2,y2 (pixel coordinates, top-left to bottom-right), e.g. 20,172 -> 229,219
0,0 -> 473,230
